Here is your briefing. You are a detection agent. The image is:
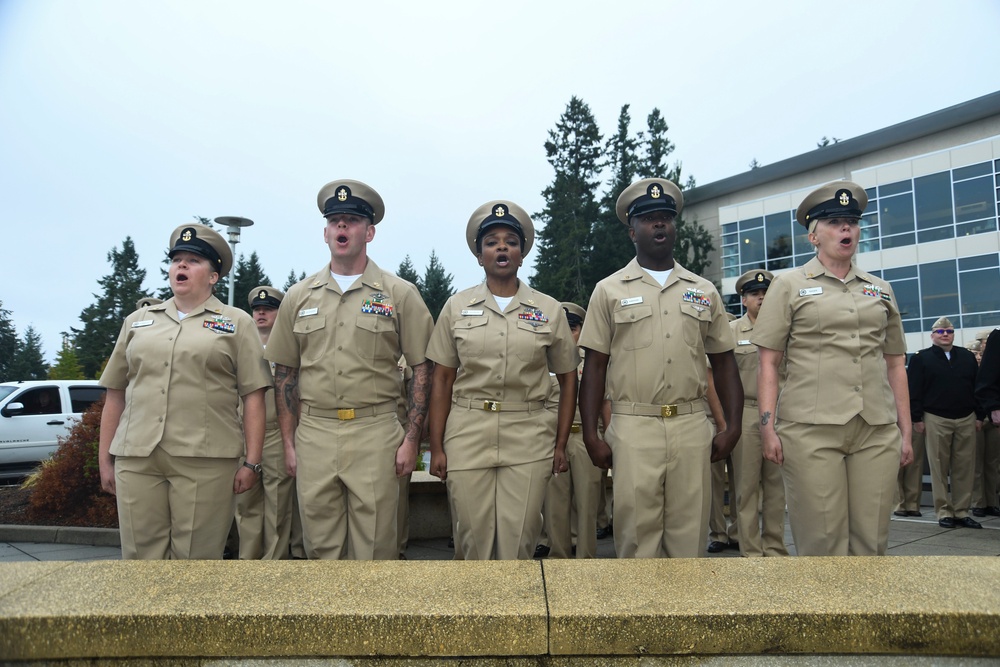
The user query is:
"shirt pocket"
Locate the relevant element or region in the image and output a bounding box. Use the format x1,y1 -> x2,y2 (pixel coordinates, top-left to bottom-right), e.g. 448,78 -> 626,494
355,314 -> 398,360
454,315 -> 488,358
613,305 -> 653,350
679,302 -> 711,346
515,320 -> 552,362
293,315 -> 328,364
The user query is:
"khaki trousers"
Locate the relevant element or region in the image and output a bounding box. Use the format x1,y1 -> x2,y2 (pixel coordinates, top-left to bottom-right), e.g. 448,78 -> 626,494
708,455 -> 738,545
397,473 -> 411,558
447,459 -> 552,560
777,416 -> 899,556
294,412 -> 403,560
895,429 -> 925,512
607,412 -> 712,559
732,406 -> 788,557
236,427 -> 299,559
596,468 -> 612,530
541,430 -> 603,558
972,422 -> 1000,509
116,447 -> 238,560
924,412 -> 977,519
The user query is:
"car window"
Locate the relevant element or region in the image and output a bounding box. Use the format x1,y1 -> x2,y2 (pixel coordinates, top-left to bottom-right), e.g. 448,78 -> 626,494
11,387 -> 62,416
69,386 -> 106,413
0,387 -> 15,402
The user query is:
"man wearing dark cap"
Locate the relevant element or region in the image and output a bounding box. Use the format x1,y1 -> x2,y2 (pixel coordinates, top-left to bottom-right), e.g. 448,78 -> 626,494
579,178 -> 743,559
265,179 -> 434,560
727,269 -> 787,557
910,317 -> 985,529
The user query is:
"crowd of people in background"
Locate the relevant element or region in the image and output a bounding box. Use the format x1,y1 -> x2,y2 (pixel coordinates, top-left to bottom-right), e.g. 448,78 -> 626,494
96,176 -> 1000,561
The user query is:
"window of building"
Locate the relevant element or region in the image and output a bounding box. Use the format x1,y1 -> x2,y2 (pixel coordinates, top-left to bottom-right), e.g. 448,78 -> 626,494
953,161 -> 997,237
959,254 -> 1000,329
914,172 -> 953,243
877,180 -> 916,249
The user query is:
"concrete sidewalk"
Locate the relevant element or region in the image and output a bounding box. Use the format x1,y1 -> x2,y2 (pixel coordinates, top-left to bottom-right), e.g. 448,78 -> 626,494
2,509 -> 998,562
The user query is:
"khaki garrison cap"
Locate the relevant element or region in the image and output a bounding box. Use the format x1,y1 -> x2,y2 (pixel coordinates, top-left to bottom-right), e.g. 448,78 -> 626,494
317,179 -> 385,224
168,223 -> 233,277
736,269 -> 773,294
465,200 -> 535,256
615,178 -> 683,225
931,316 -> 954,331
796,180 -> 868,228
248,285 -> 284,309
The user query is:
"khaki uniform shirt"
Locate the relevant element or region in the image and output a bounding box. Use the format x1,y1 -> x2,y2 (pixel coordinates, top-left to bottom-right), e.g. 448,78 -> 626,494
730,314 -> 787,401
101,296 -> 273,458
579,258 -> 734,405
427,281 -> 579,469
265,260 -> 433,409
751,256 -> 905,426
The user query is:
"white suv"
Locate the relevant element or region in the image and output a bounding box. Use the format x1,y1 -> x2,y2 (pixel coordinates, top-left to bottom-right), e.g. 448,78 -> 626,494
0,380 -> 106,478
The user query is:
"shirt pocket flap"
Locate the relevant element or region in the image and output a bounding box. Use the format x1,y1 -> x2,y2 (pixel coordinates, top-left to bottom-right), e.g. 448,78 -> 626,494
455,316 -> 489,330
613,305 -> 653,324
293,315 -> 326,334
680,302 -> 712,322
355,315 -> 396,333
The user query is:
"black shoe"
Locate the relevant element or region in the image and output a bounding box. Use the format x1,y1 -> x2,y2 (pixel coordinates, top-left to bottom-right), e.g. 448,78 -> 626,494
957,516 -> 983,529
938,517 -> 956,528
596,525 -> 613,540
706,541 -> 728,553
972,507 -> 986,517
448,537 -> 454,548
533,544 -> 550,558
726,541 -> 740,551
893,509 -> 908,517
906,510 -> 922,517
985,506 -> 1000,517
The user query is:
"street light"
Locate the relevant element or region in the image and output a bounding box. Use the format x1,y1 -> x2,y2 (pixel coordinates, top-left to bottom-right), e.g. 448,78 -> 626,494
214,216 -> 255,306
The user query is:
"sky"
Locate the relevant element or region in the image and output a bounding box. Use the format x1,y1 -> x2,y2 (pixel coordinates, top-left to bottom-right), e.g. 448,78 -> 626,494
1,0 -> 998,362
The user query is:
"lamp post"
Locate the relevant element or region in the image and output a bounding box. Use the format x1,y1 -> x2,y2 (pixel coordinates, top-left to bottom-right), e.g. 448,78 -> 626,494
215,216 -> 254,306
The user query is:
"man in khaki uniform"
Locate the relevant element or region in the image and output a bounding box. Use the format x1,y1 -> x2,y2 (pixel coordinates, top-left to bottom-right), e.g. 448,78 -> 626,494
753,181 -> 912,556
727,270 -> 787,557
266,179 -> 434,560
236,286 -> 305,559
579,178 -> 743,559
539,302 -> 603,559
971,330 -> 1000,517
909,317 -> 984,529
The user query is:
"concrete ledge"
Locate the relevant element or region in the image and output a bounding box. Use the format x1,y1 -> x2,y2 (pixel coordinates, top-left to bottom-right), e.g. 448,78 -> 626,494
0,524 -> 120,547
1,556 -> 999,661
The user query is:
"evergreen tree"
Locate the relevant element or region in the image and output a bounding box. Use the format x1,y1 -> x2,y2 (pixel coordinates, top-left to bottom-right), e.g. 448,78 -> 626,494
589,104 -> 640,289
232,251 -> 272,314
532,96 -> 603,305
72,237 -> 148,378
0,301 -> 19,382
9,325 -> 47,380
396,255 -> 422,289
282,270 -> 307,292
49,335 -> 85,380
420,251 -> 455,321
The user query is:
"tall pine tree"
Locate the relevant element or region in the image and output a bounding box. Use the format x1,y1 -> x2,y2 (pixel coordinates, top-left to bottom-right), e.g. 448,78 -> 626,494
282,270 -> 307,292
420,251 -> 455,321
588,104 -> 640,289
396,255 -> 421,289
72,237 -> 148,378
9,325 -> 47,380
232,251 -> 272,314
0,301 -> 19,382
532,96 -> 603,305
49,334 -> 85,380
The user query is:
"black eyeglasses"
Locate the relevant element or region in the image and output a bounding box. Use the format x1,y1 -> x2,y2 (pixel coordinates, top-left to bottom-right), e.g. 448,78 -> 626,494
933,329 -> 954,335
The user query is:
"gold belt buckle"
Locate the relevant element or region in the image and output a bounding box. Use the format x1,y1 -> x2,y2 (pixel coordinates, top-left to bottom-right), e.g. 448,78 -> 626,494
337,408 -> 356,421
483,400 -> 500,412
660,404 -> 677,418
570,424 -> 582,433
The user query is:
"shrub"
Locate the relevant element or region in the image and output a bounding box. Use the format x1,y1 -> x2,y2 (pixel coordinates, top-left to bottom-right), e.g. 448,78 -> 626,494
27,396 -> 118,527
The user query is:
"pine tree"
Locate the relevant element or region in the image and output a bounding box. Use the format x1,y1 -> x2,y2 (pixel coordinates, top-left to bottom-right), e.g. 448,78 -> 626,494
420,251 -> 455,321
0,301 -> 19,382
72,237 -> 148,379
532,96 -> 603,305
588,104 -> 640,289
9,325 -> 48,380
396,255 -> 422,289
49,335 -> 85,380
232,251 -> 272,314
282,270 -> 307,292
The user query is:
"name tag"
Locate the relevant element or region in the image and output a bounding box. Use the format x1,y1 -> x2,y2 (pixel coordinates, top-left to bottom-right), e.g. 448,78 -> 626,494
131,320 -> 153,328
738,339 -> 752,346
799,287 -> 823,296
461,309 -> 484,316
299,307 -> 319,317
621,296 -> 643,306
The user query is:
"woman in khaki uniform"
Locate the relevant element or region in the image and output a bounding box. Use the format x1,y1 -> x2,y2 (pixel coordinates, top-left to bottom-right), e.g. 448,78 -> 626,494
427,201 -> 579,560
98,223 -> 272,560
753,181 -> 913,557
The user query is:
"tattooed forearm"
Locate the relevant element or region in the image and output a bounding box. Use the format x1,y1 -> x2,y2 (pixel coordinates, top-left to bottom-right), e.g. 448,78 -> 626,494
406,360 -> 434,441
760,411 -> 771,426
274,364 -> 301,416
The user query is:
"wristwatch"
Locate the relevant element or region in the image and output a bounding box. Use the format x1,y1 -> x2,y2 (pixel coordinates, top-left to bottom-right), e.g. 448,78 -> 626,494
242,461 -> 262,475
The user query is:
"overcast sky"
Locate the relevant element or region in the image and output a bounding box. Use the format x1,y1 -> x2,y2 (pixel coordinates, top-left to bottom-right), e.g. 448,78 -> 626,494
1,0 -> 998,362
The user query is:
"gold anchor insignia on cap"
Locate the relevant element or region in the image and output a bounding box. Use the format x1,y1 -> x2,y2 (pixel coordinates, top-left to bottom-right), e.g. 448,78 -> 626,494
756,273 -> 764,282
258,290 -> 267,300
337,187 -> 348,201
839,191 -> 850,206
181,229 -> 193,242
650,185 -> 661,199
495,205 -> 506,217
